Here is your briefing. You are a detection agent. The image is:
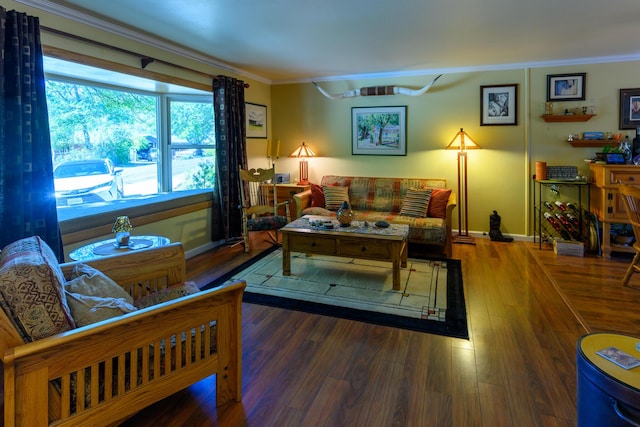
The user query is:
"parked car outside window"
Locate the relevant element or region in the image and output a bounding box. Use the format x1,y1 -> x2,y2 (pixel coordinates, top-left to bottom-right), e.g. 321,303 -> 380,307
53,159 -> 124,206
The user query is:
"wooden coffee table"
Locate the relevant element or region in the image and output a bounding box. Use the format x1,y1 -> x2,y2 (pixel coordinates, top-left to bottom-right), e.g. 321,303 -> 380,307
281,215 -> 409,290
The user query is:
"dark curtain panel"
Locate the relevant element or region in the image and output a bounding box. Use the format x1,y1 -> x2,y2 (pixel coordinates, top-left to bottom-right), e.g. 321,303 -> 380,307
212,75 -> 247,242
0,9 -> 63,260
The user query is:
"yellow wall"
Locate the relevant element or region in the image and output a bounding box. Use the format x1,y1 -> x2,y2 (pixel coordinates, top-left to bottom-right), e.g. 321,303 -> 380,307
270,63 -> 640,236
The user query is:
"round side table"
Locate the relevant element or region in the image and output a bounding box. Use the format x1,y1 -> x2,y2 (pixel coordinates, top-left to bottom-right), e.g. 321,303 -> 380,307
577,333 -> 640,426
68,235 -> 170,261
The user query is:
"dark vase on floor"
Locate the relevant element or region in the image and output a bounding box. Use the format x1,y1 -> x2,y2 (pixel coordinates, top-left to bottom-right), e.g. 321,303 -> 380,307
337,201 -> 354,227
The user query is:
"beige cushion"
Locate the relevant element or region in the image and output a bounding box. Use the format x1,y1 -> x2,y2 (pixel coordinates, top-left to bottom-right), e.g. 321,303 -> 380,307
64,264 -> 138,326
134,281 -> 200,309
66,292 -> 137,327
323,186 -> 349,211
67,263 -> 134,305
400,188 -> 432,218
0,236 -> 75,341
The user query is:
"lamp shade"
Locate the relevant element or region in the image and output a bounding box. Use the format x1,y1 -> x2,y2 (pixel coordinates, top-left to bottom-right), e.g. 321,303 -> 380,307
289,141 -> 316,158
112,216 -> 133,233
445,128 -> 480,151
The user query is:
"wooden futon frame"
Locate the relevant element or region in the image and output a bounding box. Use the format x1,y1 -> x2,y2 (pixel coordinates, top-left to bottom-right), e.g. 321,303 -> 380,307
0,243 -> 245,426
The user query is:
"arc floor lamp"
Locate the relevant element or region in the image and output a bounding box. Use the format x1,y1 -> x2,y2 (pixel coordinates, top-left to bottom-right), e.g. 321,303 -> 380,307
446,128 -> 480,245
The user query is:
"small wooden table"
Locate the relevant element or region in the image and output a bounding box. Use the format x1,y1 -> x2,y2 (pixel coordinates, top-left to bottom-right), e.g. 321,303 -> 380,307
281,215 -> 409,290
68,235 -> 170,261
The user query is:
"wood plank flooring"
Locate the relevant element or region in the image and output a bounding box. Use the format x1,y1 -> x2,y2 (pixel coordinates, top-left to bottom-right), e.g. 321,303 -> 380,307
118,234 -> 640,427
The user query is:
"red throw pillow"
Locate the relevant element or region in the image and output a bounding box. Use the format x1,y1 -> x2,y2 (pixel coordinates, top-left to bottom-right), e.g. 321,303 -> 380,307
426,188 -> 452,219
310,183 -> 325,207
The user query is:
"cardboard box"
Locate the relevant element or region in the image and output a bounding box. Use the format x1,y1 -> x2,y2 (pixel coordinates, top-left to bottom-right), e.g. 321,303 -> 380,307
553,239 -> 584,257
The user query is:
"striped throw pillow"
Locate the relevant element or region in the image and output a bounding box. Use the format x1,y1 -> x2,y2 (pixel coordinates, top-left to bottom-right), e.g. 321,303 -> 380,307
323,186 -> 349,211
400,188 -> 432,218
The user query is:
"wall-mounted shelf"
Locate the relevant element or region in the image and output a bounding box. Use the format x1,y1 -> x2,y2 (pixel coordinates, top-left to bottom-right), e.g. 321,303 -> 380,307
569,139 -> 617,147
541,114 -> 596,122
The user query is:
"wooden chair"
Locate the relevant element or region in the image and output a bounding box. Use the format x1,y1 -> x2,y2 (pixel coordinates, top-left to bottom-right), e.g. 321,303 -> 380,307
239,166 -> 291,252
618,183 -> 640,288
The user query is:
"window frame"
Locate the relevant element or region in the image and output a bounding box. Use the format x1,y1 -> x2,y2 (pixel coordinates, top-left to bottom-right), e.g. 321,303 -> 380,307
45,65 -> 215,216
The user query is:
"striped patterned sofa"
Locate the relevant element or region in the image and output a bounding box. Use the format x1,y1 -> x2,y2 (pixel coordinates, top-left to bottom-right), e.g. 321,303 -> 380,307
293,175 -> 456,257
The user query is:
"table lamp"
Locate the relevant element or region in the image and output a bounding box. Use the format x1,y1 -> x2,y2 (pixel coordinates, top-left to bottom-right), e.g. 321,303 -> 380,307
112,215 -> 133,247
289,141 -> 316,185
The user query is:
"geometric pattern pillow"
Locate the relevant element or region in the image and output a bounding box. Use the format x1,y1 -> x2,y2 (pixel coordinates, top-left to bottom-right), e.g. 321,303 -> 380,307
0,236 -> 76,341
400,188 -> 432,218
426,188 -> 452,219
323,186 -> 349,211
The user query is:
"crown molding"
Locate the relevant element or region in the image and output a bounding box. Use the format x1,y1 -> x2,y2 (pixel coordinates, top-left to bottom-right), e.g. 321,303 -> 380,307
15,0 -> 272,85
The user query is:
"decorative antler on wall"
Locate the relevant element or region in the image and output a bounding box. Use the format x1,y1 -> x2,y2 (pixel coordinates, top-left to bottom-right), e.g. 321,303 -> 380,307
312,74 -> 442,100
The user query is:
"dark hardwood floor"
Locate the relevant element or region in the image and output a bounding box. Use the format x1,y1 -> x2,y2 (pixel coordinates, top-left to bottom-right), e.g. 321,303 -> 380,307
117,233 -> 640,426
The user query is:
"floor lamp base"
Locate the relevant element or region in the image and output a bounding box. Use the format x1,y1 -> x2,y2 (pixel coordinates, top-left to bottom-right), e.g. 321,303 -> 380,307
453,234 -> 476,245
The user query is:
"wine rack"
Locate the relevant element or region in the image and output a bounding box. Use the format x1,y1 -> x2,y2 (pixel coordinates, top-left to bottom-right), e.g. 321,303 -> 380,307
533,179 -> 590,250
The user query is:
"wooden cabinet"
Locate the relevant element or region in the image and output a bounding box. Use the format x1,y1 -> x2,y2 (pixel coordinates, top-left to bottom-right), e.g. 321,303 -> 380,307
589,163 -> 640,257
261,183 -> 310,219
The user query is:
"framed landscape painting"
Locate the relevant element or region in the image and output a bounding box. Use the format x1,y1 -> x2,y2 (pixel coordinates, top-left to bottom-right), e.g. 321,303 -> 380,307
246,102 -> 267,138
352,106 -> 407,155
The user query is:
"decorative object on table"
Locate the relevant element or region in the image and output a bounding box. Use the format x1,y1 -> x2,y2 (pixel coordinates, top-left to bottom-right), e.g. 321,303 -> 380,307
351,106 -> 407,155
446,128 -> 480,245
546,73 -> 586,101
289,141 -> 316,185
312,74 -> 442,99
112,216 -> 133,248
245,102 -> 267,138
336,201 -> 354,227
489,210 -> 513,242
618,88 -> 640,130
480,84 -> 518,126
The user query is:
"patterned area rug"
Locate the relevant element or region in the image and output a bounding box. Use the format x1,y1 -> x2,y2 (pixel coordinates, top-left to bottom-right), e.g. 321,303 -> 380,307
209,248 -> 468,339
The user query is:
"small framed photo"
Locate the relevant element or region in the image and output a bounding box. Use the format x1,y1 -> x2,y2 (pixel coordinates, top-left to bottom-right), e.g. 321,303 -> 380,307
245,102 -> 267,138
352,106 -> 407,156
619,88 -> 640,130
546,73 -> 586,101
480,84 -> 518,126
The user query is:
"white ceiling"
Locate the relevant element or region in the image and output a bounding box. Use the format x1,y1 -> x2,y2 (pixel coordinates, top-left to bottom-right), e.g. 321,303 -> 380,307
20,0 -> 640,84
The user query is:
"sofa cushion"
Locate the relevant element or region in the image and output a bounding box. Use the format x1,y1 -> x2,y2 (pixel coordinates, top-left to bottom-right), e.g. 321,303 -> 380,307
134,281 -> 200,309
323,186 -> 350,211
310,183 -> 326,207
400,188 -> 432,218
66,292 -> 137,327
426,188 -> 452,219
68,263 -> 135,305
354,211 -> 447,244
0,236 -> 75,341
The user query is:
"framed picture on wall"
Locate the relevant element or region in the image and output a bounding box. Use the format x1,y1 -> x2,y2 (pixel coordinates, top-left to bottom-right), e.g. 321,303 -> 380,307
245,102 -> 267,138
619,88 -> 640,130
351,106 -> 407,155
480,84 -> 518,126
546,73 -> 586,101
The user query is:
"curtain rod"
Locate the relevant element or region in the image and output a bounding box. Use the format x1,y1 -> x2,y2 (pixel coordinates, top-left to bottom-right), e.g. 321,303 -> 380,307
40,25 -> 250,88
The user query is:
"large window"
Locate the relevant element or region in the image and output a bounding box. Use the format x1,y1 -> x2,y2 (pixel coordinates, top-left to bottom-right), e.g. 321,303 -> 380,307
45,60 -> 215,213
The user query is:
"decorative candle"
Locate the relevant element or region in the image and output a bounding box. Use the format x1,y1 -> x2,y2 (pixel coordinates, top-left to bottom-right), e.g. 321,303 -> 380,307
275,140 -> 281,158
266,139 -> 272,158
